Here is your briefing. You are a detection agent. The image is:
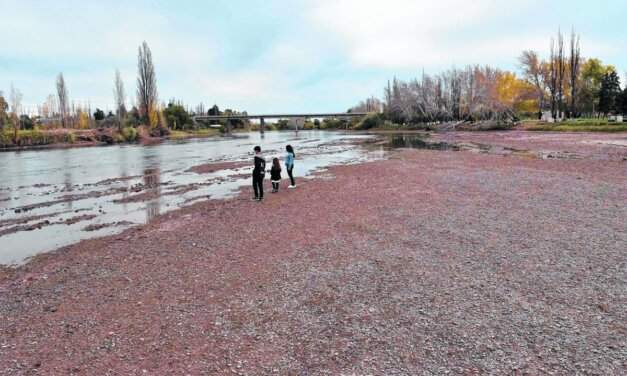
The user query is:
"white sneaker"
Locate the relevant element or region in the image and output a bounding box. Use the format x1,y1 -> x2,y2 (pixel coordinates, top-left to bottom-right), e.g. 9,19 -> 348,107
288,185 -> 296,189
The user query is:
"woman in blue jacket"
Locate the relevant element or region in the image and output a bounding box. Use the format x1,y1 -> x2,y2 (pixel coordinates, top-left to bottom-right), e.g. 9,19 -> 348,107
285,144 -> 296,188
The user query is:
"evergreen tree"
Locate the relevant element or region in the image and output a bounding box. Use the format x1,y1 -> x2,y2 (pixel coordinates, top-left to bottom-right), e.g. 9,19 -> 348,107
598,70 -> 621,115
0,92 -> 8,129
93,108 -> 105,121
619,87 -> 627,115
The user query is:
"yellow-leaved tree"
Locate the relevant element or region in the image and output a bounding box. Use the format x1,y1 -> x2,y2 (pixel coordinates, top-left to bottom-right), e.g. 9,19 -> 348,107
148,107 -> 159,129
497,72 -> 538,115
77,111 -> 90,129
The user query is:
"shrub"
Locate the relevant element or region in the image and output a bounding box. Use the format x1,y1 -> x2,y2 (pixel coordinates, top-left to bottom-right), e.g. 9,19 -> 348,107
303,121 -> 315,130
121,127 -> 138,142
321,118 -> 346,129
354,113 -> 384,130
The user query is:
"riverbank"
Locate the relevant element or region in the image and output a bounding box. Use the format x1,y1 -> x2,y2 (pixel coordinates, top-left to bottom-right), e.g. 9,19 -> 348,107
1,132 -> 625,374
0,127 -> 221,151
521,119 -> 627,132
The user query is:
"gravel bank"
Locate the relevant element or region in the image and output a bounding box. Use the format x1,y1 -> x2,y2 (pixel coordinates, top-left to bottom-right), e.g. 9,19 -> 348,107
1,141 -> 625,375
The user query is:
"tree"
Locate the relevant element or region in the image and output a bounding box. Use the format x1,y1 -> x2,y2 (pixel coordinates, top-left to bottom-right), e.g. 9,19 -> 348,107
19,114 -> 34,130
598,70 -> 621,115
9,84 -> 23,143
619,85 -> 627,115
568,29 -> 581,117
163,101 -> 192,130
113,69 -> 126,130
77,110 -> 90,129
195,102 -> 205,116
136,41 -> 158,127
56,73 -> 69,127
93,108 -> 105,121
351,96 -> 383,113
208,104 -> 220,116
519,50 -> 547,116
125,106 -> 141,128
548,38 -> 558,119
496,72 -> 537,115
556,30 -> 567,119
41,94 -> 57,120
0,91 -> 8,130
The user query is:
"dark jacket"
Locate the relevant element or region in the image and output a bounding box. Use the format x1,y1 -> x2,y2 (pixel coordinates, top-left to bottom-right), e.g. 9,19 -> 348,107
253,154 -> 266,176
270,165 -> 281,181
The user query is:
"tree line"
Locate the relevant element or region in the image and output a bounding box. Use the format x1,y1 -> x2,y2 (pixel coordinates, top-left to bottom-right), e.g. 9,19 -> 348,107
0,41 -> 248,139
353,29 -> 627,125
2,31 -> 626,137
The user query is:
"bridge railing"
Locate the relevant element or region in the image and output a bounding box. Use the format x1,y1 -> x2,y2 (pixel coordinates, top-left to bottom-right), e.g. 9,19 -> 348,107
193,112 -> 369,134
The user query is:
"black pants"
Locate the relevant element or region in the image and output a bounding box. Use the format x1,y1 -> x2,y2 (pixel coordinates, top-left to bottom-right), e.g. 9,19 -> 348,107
287,166 -> 295,186
252,173 -> 264,199
272,182 -> 279,191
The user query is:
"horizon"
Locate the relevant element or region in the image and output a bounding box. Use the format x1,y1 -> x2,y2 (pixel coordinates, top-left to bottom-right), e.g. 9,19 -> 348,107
1,0 -> 626,115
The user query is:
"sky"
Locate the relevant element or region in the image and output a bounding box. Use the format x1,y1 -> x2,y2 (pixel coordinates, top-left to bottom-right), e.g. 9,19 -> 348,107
1,0 -> 626,115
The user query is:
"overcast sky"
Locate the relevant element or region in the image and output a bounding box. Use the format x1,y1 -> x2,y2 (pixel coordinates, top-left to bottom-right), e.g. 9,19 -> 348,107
1,0 -> 626,114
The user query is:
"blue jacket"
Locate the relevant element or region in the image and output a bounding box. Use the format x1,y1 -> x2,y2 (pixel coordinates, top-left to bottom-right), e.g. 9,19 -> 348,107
285,152 -> 295,168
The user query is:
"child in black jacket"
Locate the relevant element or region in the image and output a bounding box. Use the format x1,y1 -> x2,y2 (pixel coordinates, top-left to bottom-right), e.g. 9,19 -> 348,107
270,157 -> 282,193
252,146 -> 266,201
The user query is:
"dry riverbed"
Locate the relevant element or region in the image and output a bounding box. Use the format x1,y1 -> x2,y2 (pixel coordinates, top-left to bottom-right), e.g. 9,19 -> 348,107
0,132 -> 626,375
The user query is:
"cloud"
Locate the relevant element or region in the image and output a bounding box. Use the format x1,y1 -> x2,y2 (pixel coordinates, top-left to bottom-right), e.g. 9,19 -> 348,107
1,0 -> 626,113
0,1 -> 218,109
308,0 -> 544,69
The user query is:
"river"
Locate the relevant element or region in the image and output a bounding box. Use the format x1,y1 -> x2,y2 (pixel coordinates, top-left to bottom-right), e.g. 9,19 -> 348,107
0,131 -> 383,265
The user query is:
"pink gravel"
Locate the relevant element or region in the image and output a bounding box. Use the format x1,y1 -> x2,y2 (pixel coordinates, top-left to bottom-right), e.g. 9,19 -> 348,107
0,136 -> 626,375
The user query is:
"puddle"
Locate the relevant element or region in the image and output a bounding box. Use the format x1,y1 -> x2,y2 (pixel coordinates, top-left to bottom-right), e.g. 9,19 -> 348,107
383,133 -> 590,161
385,134 -> 460,151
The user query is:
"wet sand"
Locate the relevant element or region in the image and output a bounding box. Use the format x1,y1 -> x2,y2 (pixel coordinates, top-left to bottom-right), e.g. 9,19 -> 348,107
0,132 -> 626,374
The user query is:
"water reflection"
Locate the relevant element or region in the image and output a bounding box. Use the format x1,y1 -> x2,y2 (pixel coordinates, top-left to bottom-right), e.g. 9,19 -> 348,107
387,134 -> 459,150
144,167 -> 161,222
142,146 -> 161,222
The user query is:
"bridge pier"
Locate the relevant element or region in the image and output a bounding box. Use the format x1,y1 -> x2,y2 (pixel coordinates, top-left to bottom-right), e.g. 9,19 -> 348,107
260,117 -> 265,134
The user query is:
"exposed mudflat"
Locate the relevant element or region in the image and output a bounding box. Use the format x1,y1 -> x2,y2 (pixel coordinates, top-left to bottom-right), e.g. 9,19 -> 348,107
1,131 -> 625,375
185,161 -> 250,174
430,130 -> 627,161
0,131 -> 380,264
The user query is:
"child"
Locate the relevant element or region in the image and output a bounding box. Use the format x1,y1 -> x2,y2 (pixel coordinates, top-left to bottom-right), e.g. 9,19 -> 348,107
252,146 -> 266,201
270,157 -> 282,193
285,144 -> 296,188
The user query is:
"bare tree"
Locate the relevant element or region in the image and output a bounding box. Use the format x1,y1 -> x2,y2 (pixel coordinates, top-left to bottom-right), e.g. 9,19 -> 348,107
113,69 -> 126,129
548,39 -> 559,119
9,84 -> 23,142
556,30 -> 567,119
569,29 -> 581,118
136,41 -> 158,127
376,65 -> 514,125
519,50 -> 547,117
56,73 -> 69,128
195,102 -> 205,116
9,84 -> 22,117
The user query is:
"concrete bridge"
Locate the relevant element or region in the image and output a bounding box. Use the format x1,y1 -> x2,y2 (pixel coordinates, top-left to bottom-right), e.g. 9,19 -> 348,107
193,112 -> 368,134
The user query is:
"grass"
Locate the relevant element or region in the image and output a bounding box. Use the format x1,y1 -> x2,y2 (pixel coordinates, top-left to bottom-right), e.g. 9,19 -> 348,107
168,128 -> 220,139
524,118 -> 627,132
0,129 -> 76,148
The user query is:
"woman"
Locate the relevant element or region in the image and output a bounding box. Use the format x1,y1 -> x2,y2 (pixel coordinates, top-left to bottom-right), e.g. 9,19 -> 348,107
285,144 -> 296,188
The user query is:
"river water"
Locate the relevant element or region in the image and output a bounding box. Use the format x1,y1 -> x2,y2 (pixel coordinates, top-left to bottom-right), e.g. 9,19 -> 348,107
0,131 -> 383,265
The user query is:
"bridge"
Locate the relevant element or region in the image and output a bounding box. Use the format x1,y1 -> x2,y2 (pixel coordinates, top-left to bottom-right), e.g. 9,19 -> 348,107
193,112 -> 368,134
